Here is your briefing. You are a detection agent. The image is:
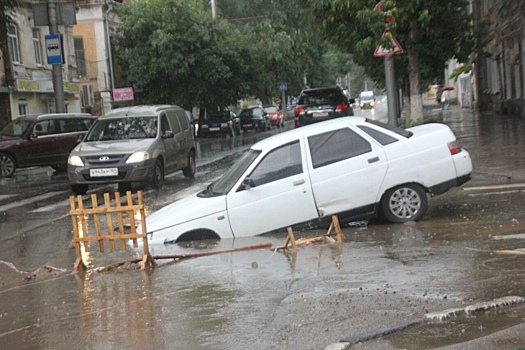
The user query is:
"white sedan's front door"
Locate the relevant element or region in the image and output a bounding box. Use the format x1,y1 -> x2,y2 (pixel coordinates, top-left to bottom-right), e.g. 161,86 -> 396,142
226,140 -> 319,238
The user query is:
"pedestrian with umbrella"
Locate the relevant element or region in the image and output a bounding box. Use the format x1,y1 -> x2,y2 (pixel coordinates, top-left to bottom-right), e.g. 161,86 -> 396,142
441,86 -> 454,111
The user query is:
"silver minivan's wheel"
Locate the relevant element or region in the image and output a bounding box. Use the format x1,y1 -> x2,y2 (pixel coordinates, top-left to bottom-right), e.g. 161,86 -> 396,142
0,153 -> 16,178
151,159 -> 164,189
182,150 -> 196,178
381,184 -> 428,223
71,184 -> 88,196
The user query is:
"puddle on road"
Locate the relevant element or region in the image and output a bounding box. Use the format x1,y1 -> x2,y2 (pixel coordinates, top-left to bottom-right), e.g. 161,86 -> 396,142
386,304 -> 525,349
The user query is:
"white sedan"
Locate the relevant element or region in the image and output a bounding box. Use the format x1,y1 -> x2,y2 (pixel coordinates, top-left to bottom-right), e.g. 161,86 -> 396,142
142,117 -> 472,244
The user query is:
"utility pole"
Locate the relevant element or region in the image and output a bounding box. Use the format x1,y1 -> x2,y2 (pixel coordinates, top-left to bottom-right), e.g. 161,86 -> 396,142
48,0 -> 65,113
374,1 -> 403,126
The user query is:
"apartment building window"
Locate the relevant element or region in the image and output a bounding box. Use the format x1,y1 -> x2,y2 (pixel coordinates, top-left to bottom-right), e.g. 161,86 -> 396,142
74,37 -> 86,77
8,23 -> 21,64
33,28 -> 43,66
18,99 -> 28,116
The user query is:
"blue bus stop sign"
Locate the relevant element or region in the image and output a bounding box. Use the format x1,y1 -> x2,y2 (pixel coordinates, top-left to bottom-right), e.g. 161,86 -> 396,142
45,34 -> 63,65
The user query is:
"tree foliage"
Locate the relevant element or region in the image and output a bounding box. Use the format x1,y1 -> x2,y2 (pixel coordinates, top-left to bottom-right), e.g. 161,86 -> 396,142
0,0 -> 20,45
115,0 -> 252,111
305,0 -> 474,119
115,0 -> 363,110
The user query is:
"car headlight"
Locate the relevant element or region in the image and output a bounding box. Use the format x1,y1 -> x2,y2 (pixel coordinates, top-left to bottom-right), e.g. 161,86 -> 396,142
68,155 -> 84,166
201,125 -> 209,129
126,152 -> 150,164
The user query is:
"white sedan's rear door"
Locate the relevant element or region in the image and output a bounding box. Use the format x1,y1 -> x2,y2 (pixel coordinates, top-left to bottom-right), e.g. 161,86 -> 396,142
226,140 -> 319,237
305,126 -> 388,216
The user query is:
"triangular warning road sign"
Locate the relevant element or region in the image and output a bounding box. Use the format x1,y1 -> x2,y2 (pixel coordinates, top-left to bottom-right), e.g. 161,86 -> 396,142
374,32 -> 404,56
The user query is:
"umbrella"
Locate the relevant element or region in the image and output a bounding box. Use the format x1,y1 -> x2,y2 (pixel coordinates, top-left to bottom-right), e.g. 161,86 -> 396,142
441,86 -> 455,92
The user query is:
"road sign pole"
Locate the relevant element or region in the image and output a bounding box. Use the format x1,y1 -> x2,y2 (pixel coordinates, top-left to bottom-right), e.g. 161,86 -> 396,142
48,0 -> 66,113
384,54 -> 398,126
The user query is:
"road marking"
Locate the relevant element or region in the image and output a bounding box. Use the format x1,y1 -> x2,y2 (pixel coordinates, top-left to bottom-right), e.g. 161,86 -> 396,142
0,191 -> 68,212
467,190 -> 524,197
0,194 -> 17,201
463,183 -> 525,191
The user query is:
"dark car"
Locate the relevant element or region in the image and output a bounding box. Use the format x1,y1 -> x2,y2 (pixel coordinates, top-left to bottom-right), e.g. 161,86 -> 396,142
293,87 -> 354,127
239,106 -> 271,132
199,111 -> 241,137
0,113 -> 96,177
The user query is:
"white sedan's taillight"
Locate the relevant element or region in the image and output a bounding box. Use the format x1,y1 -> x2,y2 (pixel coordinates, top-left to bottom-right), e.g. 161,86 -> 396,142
448,140 -> 462,155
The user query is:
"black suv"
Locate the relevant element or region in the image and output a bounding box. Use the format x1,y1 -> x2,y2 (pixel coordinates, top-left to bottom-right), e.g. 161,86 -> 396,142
239,106 -> 271,132
293,87 -> 354,127
199,110 -> 241,137
0,113 -> 96,177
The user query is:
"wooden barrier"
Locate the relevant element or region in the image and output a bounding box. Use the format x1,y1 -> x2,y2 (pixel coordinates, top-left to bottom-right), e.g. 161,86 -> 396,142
69,190 -> 156,272
278,215 -> 343,251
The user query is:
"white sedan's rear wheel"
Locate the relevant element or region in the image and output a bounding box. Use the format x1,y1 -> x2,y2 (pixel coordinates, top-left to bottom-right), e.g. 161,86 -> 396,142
381,184 -> 428,223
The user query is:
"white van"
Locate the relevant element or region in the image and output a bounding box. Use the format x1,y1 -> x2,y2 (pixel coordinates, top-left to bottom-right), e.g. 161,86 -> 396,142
359,91 -> 375,109
68,105 -> 196,195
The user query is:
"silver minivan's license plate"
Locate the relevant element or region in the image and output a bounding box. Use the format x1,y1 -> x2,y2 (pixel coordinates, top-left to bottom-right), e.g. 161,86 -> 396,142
90,168 -> 118,177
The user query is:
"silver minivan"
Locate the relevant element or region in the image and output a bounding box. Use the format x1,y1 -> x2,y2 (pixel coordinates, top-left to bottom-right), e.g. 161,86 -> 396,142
68,105 -> 196,195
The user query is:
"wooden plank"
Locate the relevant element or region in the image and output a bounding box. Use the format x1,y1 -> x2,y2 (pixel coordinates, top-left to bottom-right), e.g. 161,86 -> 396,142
69,196 -> 85,272
332,215 -> 343,243
126,191 -> 138,249
77,194 -> 90,252
104,193 -> 116,252
69,204 -> 143,215
92,193 -> 104,252
72,233 -> 147,243
115,192 -> 127,251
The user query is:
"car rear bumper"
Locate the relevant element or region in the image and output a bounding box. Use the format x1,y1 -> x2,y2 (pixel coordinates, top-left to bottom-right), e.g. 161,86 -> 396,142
429,173 -> 471,195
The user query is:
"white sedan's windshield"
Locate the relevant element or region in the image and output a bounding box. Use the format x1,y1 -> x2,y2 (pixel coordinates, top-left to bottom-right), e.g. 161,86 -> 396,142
201,149 -> 260,196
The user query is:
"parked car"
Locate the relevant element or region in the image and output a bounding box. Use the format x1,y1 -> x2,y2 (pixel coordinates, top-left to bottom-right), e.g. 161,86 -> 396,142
0,113 -> 96,177
239,106 -> 271,132
294,87 -> 355,127
139,116 -> 472,244
263,106 -> 285,128
199,111 -> 241,137
68,105 -> 196,195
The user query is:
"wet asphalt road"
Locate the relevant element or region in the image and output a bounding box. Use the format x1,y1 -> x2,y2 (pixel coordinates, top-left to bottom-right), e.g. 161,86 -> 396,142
1,104 -> 525,349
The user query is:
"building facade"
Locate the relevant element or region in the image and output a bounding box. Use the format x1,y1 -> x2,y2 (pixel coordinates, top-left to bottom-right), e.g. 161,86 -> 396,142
73,0 -> 126,116
0,0 -> 126,127
473,0 -> 525,115
1,0 -> 82,126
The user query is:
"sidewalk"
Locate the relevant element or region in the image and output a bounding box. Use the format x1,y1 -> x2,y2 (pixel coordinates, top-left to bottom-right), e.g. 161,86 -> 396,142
422,104 -> 525,185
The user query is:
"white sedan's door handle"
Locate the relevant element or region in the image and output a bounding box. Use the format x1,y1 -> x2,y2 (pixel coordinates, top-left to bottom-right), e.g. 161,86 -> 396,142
293,179 -> 305,186
368,156 -> 380,163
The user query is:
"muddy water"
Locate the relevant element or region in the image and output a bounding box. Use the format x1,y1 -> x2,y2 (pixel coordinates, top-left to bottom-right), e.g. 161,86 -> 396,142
1,109 -> 525,349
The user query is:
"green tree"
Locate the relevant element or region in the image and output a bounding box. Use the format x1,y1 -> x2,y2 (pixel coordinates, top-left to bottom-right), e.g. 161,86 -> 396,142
305,0 -> 474,121
216,0 -> 348,104
0,0 -> 19,43
114,0 -> 252,114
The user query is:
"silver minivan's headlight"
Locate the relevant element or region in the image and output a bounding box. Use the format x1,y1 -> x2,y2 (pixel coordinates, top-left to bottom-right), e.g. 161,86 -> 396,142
68,155 -> 84,166
126,152 -> 150,163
